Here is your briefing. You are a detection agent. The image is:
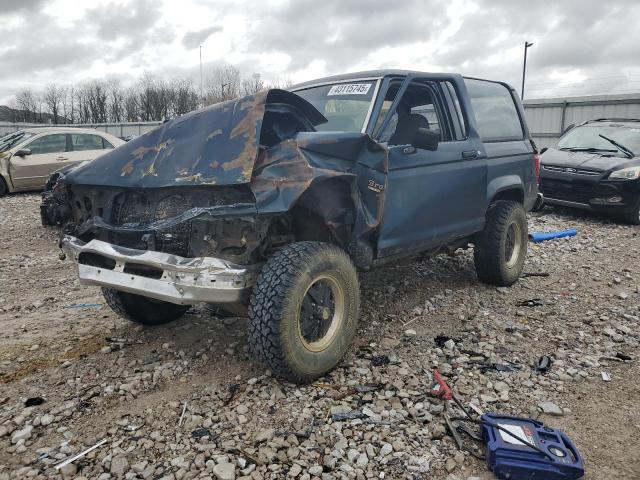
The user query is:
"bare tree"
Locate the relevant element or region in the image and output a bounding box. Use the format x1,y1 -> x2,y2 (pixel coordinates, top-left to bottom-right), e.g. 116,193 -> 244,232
242,73 -> 264,95
107,79 -> 125,123
14,89 -> 38,122
204,65 -> 241,104
7,66 -> 277,124
44,83 -> 64,124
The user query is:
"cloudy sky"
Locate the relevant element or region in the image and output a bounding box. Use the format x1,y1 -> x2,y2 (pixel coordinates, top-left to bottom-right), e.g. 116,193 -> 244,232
1,0 -> 639,103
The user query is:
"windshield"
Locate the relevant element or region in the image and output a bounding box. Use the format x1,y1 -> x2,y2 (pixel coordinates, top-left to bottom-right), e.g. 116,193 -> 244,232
0,131 -> 34,152
293,81 -> 378,133
558,124 -> 640,157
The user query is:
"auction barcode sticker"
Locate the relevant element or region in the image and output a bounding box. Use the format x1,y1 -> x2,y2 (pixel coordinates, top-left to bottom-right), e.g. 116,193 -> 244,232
327,83 -> 372,96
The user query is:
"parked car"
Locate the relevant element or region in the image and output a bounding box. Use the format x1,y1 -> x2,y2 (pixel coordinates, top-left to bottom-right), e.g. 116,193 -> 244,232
539,119 -> 640,224
56,70 -> 539,383
0,127 -> 124,197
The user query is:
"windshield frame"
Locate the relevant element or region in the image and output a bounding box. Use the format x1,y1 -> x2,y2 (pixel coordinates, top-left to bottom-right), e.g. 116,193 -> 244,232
290,77 -> 382,134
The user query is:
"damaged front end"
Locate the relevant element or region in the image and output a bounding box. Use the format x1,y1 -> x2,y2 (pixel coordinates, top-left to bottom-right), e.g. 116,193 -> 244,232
59,88 -> 388,306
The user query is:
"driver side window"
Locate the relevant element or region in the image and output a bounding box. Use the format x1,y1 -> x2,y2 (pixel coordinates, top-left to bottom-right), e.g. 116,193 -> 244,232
26,134 -> 68,155
382,81 -> 444,151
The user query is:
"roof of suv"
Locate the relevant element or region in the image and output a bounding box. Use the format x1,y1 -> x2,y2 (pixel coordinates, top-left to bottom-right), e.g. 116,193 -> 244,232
291,70 -> 458,89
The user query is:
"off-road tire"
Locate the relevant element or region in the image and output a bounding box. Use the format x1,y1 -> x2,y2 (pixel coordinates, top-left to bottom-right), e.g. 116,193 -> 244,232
474,200 -> 528,286
622,198 -> 640,225
0,177 -> 7,197
248,242 -> 360,384
102,288 -> 189,325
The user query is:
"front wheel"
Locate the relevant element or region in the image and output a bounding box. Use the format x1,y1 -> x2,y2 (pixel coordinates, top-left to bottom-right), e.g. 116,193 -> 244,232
474,200 -> 528,286
248,242 -> 360,384
102,288 -> 189,325
621,198 -> 640,225
0,177 -> 7,197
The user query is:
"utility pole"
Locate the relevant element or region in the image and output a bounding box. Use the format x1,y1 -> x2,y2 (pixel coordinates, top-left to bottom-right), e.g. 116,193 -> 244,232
199,45 -> 204,107
521,41 -> 534,99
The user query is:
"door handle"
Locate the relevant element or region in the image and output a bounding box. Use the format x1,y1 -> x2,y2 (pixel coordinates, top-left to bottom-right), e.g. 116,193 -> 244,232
462,150 -> 479,159
56,156 -> 68,161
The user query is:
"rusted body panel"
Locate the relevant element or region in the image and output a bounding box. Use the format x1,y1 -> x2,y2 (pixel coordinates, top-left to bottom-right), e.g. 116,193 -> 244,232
60,89 -> 389,267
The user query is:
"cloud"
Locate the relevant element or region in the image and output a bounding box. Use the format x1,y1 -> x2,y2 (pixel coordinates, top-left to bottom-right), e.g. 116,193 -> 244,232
1,0 -> 640,103
0,0 -> 46,15
182,25 -> 223,49
247,0 -> 446,71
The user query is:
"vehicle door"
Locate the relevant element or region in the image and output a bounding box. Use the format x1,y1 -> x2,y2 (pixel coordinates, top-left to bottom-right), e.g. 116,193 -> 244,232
9,133 -> 70,189
376,78 -> 487,258
67,133 -> 114,165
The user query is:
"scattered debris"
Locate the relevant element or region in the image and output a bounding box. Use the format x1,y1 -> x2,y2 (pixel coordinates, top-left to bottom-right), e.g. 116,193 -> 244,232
54,438 -> 108,470
535,356 -> 553,374
522,271 -> 550,278
24,396 -> 45,407
370,354 -> 390,367
472,361 -> 521,373
516,298 -> 545,307
178,401 -> 187,427
616,352 -> 632,361
191,427 -> 213,439
528,228 -> 577,243
601,372 -> 612,382
331,411 -> 368,422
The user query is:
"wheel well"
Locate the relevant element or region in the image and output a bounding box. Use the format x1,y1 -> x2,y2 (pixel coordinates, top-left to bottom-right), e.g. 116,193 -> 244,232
287,178 -> 355,248
490,188 -> 523,205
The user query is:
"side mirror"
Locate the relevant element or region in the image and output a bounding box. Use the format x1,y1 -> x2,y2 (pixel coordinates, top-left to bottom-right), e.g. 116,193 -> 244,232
413,128 -> 439,151
561,124 -> 574,136
15,148 -> 31,157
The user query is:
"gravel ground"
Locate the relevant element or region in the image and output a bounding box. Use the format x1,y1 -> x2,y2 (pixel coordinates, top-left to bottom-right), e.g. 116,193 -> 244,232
0,193 -> 639,480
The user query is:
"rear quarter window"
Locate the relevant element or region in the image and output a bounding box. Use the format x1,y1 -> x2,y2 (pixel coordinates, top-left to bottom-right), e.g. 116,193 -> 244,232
464,79 -> 524,142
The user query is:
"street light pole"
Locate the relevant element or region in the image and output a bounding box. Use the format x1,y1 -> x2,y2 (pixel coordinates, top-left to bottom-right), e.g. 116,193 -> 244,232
521,41 -> 534,99
199,45 -> 204,107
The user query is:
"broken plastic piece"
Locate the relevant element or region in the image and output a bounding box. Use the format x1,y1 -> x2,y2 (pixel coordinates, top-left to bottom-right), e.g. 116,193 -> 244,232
535,356 -> 553,374
370,355 -> 390,367
331,411 -> 368,421
24,397 -> 45,407
601,371 -> 611,382
54,438 -> 107,470
516,298 -> 544,307
528,229 -> 577,243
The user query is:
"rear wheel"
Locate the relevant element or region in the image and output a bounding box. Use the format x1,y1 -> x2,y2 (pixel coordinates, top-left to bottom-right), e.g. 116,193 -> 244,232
102,288 -> 189,325
248,242 -> 360,384
474,200 -> 528,286
0,177 -> 7,197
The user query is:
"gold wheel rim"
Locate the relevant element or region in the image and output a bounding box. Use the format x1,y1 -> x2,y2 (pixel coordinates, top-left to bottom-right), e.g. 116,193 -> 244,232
297,274 -> 346,352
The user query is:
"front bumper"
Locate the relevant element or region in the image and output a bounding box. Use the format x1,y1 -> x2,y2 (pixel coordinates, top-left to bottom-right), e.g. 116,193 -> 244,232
540,174 -> 640,213
61,236 -> 259,305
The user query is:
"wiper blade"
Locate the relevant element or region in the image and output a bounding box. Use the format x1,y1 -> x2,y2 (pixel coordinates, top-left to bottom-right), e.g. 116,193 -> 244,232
559,147 -> 617,153
598,134 -> 634,158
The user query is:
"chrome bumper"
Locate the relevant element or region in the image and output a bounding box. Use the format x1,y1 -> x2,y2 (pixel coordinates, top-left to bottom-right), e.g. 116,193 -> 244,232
61,236 -> 258,305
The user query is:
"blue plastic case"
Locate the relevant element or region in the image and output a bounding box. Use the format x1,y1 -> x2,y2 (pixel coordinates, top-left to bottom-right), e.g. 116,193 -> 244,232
481,414 -> 584,480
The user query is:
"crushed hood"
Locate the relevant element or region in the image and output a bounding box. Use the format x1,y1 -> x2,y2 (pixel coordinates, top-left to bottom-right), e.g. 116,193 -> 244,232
64,89 -> 327,188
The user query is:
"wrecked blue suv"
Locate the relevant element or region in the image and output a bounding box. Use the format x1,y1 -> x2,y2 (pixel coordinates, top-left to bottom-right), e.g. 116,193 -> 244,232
58,70 -> 539,383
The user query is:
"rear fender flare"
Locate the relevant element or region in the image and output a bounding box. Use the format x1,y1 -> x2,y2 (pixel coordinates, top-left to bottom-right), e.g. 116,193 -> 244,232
487,175 -> 524,207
